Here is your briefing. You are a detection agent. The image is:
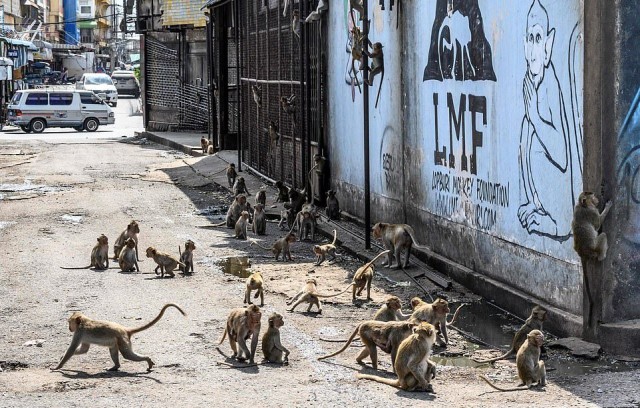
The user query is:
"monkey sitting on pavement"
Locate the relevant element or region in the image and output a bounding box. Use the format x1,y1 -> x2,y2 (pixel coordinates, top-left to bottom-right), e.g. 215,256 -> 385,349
60,234 -> 109,270
52,304 -> 186,372
287,278 -> 354,314
118,237 -> 139,272
113,220 -> 141,261
255,190 -> 267,206
326,189 -> 340,220
212,194 -> 251,229
145,247 -> 185,278
235,211 -> 250,240
233,176 -> 251,197
252,203 -> 267,235
480,329 -> 546,391
313,229 -> 338,265
178,240 -> 196,273
249,233 -> 297,261
357,322 -> 437,392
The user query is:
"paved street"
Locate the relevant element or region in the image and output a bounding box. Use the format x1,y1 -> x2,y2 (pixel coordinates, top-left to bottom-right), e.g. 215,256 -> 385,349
0,102 -> 639,407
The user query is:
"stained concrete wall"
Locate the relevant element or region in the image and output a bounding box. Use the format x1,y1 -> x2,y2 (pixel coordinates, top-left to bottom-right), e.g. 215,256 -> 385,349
327,0 -> 585,332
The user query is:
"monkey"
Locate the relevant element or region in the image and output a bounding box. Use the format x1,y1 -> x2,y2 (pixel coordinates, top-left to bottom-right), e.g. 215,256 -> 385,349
255,190 -> 267,206
326,189 -> 340,220
233,177 -> 250,197
473,305 -> 547,363
410,297 -> 466,346
226,163 -> 237,188
145,247 -> 185,278
364,42 -> 384,108
292,10 -> 301,39
249,233 -> 296,261
252,84 -> 261,108
234,211 -> 250,240
267,121 -> 280,152
118,237 -> 139,272
291,208 -> 316,241
200,136 -> 209,153
479,329 -> 546,392
252,203 -> 267,235
352,250 -> 391,301
212,194 -> 251,228
178,240 -> 195,274
207,144 -> 215,155
262,312 -> 290,363
52,303 -> 186,372
372,222 -> 430,269
373,296 -> 412,322
277,210 -> 289,230
275,180 -> 289,203
318,320 -> 416,371
286,278 -> 354,314
313,229 -> 338,266
357,322 -> 437,392
572,191 -> 612,325
350,25 -> 365,92
60,234 -> 109,270
244,271 -> 264,306
280,94 -> 296,116
217,304 -> 262,364
113,220 -> 140,261
285,186 -> 306,215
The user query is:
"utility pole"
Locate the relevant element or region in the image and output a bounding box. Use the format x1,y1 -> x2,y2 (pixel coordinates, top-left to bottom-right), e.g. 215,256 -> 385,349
362,1 -> 371,249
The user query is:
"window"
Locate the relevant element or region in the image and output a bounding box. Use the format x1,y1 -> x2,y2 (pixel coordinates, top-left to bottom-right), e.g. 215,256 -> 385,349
49,93 -> 73,106
25,93 -> 48,105
11,93 -> 22,105
80,92 -> 104,104
80,6 -> 91,14
84,74 -> 113,85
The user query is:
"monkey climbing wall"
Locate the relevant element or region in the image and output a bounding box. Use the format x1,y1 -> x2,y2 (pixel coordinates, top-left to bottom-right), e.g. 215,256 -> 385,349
238,0 -> 326,190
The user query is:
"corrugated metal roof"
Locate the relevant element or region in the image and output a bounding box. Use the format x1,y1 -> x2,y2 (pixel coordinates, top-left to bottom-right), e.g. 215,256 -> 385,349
161,0 -> 208,28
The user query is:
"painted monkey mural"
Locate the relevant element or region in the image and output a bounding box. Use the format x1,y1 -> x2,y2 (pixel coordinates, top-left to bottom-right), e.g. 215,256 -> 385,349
517,0 -> 582,241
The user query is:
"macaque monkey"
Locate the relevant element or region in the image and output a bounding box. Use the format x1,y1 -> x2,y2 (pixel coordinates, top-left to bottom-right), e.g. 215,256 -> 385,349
350,26 -> 365,87
213,194 -> 251,228
373,296 -> 411,322
249,233 -> 297,261
207,145 -> 215,155
252,203 -> 267,235
255,190 -> 267,206
473,305 -> 547,363
262,312 -> 290,363
275,180 -> 289,203
285,187 -> 306,215
252,84 -> 262,108
480,330 -> 546,391
235,211 -> 250,240
280,94 -> 296,116
233,176 -> 250,197
267,121 -> 280,152
318,320 -> 416,371
572,191 -> 612,325
60,234 -> 109,270
291,208 -> 316,241
145,247 -> 185,278
226,163 -> 237,188
200,136 -> 209,153
292,10 -> 300,39
286,278 -> 354,314
372,222 -> 430,269
410,298 -> 465,346
352,250 -> 391,301
218,305 -> 262,363
277,210 -> 289,230
113,220 -> 140,261
305,0 -> 328,23
244,272 -> 264,306
365,42 -> 384,108
178,240 -> 195,273
313,229 -> 338,266
118,238 -> 139,272
326,189 -> 340,220
357,322 -> 437,392
52,303 -> 186,372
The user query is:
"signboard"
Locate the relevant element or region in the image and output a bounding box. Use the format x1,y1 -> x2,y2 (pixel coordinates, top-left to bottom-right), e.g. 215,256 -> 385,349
7,50 -> 19,58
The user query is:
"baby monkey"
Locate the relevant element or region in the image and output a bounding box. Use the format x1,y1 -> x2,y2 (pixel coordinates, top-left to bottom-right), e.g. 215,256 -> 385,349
287,278 -> 354,314
233,176 -> 250,197
118,237 -> 139,272
249,233 -> 297,261
61,234 -> 109,270
178,240 -> 196,273
244,272 -> 264,306
145,247 -> 185,278
235,211 -> 251,240
352,250 -> 391,301
200,136 -> 209,153
226,163 -> 237,188
313,229 -> 338,266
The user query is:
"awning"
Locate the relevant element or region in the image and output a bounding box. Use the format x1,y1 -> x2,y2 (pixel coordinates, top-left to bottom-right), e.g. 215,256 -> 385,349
51,43 -> 83,50
0,37 -> 38,51
0,57 -> 14,66
78,21 -> 98,29
202,0 -> 234,9
23,0 -> 40,8
33,40 -> 53,49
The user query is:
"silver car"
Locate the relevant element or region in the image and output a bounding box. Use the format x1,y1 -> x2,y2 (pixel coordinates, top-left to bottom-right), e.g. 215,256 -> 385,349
111,70 -> 140,98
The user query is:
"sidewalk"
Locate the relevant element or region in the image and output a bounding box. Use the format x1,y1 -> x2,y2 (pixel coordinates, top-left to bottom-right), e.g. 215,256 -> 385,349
137,130 -> 583,337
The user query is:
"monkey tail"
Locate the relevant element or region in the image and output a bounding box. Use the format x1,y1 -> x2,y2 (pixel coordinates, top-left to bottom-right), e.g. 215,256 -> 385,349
248,238 -> 272,251
288,211 -> 302,235
446,303 -> 467,326
179,245 -> 183,258
404,226 -> 431,251
128,303 -> 186,336
314,283 -> 355,298
472,349 -> 514,364
479,375 -> 528,392
374,69 -> 384,109
211,221 -> 227,227
331,229 -> 337,246
358,250 -> 391,276
317,325 -> 361,360
217,328 -> 228,346
60,265 -> 94,270
356,373 -> 402,388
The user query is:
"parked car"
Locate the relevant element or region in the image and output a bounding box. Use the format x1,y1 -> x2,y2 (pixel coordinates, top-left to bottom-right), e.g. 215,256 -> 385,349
76,73 -> 118,107
111,70 -> 140,97
6,89 -> 115,133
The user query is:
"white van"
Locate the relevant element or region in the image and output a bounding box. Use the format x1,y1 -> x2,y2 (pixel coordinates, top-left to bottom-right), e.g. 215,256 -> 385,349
7,89 -> 115,133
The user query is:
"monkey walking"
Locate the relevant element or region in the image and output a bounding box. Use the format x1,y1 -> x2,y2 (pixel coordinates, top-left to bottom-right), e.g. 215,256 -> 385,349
200,136 -> 209,153
226,163 -> 237,188
60,234 -> 110,270
145,247 -> 185,278
372,222 -> 430,269
352,250 -> 391,301
571,192 -> 612,326
248,233 -> 297,261
52,303 -> 186,372
313,229 -> 339,265
410,298 -> 466,346
218,305 -> 262,364
286,278 -> 354,314
479,330 -> 546,391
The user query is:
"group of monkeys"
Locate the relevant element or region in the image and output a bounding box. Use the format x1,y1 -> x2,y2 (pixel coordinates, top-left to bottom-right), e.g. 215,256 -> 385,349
52,158 -> 612,395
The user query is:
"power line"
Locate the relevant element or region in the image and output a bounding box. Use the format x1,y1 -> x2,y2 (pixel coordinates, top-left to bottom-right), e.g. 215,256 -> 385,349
0,13 -> 122,28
